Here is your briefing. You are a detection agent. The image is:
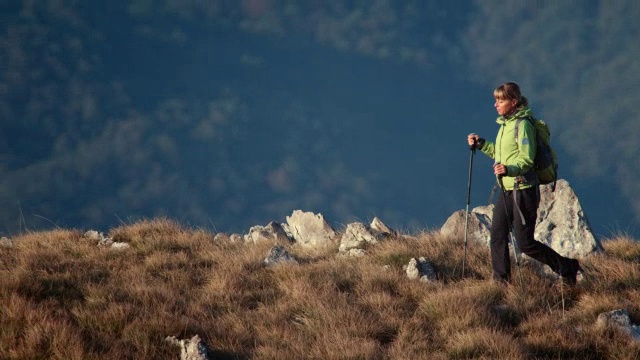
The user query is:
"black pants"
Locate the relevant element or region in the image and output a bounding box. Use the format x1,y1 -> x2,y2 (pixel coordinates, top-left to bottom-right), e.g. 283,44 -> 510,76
490,186 -> 573,281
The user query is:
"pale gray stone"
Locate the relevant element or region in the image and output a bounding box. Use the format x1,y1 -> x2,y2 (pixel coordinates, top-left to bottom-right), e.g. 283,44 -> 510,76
244,222 -> 291,244
110,242 -> 130,250
84,230 -> 102,242
339,222 -> 377,253
286,210 -> 336,248
0,237 -> 12,248
440,204 -> 493,246
213,233 -> 229,242
405,257 -> 437,282
264,244 -> 298,266
370,217 -> 395,237
596,309 -> 640,341
165,334 -> 211,360
229,234 -> 242,243
535,179 -> 603,258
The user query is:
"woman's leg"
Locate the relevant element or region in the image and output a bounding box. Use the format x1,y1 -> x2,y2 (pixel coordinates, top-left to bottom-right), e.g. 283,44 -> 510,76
490,190 -> 512,281
512,187 -> 580,282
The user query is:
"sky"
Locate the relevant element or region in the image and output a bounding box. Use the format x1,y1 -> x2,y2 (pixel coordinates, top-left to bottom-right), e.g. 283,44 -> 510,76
1,0 -> 639,239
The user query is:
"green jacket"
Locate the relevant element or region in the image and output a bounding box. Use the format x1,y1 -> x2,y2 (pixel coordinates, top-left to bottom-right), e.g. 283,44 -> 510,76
479,107 -> 537,190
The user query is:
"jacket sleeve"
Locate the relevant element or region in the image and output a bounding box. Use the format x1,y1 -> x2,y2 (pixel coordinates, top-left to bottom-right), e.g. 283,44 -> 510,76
480,140 -> 495,159
506,119 -> 536,176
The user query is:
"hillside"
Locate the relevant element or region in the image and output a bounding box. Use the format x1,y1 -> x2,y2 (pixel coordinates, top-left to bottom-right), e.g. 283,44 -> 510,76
1,218 -> 639,359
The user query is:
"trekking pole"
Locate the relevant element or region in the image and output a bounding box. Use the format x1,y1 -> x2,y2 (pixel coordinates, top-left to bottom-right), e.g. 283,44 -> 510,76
462,140 -> 476,278
497,173 -> 525,287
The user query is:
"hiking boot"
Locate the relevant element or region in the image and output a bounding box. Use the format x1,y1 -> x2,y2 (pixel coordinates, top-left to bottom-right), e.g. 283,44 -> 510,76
561,258 -> 582,286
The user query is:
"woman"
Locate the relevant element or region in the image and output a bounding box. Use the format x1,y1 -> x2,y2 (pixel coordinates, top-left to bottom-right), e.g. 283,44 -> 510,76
467,82 -> 581,285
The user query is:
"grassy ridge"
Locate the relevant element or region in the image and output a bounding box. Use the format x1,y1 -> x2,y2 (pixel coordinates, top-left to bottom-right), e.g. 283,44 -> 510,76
1,218 -> 639,359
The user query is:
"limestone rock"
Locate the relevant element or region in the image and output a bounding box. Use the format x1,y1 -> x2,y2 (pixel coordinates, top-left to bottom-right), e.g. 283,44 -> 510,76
286,210 -> 336,248
165,334 -> 212,360
535,179 -> 603,258
229,234 -> 243,243
86,229 -> 123,248
84,230 -> 102,242
440,205 -> 493,246
213,233 -> 229,242
370,217 -> 396,237
244,222 -> 291,244
405,257 -> 437,282
596,309 -> 640,341
264,244 -> 299,266
339,222 -> 377,253
0,237 -> 12,248
110,242 -> 130,250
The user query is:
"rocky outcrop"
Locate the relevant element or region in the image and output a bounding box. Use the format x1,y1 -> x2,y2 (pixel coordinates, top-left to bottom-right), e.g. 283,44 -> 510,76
440,179 -> 602,258
286,210 -> 336,248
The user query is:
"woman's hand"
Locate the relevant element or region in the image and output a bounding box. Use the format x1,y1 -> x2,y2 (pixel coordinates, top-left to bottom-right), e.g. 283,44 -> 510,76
493,163 -> 507,176
468,133 -> 480,147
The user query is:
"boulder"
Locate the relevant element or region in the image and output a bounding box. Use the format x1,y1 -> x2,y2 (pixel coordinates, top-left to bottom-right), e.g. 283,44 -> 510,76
440,205 -> 493,246
405,257 -> 437,282
0,236 -> 12,248
596,309 -> 640,341
440,179 -> 602,258
244,222 -> 291,244
286,210 -> 336,248
165,334 -> 212,360
535,179 -> 603,258
339,222 -> 377,253
264,244 -> 299,266
370,217 -> 396,237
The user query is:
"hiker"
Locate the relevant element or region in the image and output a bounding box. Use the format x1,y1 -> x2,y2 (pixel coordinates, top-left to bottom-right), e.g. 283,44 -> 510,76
467,81 -> 581,285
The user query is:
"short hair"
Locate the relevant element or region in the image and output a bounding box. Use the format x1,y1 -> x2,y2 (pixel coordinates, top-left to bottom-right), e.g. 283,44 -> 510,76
493,81 -> 528,107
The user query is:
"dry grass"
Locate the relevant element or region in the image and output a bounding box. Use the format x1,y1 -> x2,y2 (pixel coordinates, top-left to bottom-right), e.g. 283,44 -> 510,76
1,218 -> 640,359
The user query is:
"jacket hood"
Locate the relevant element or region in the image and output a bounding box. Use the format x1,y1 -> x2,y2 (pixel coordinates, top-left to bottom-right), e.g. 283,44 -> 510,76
496,107 -> 534,125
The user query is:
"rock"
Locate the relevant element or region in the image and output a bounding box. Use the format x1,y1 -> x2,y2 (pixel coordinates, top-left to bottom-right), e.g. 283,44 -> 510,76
535,179 -> 603,258
0,237 -> 12,248
440,179 -> 602,258
370,217 -> 396,237
86,230 -> 116,247
84,230 -> 102,242
339,248 -> 367,257
405,257 -> 437,282
596,309 -> 640,341
165,334 -> 212,360
229,234 -> 243,243
286,210 -> 336,248
339,222 -> 377,253
440,205 -> 493,246
264,244 -> 299,266
244,222 -> 291,244
110,242 -> 130,250
213,233 -> 229,242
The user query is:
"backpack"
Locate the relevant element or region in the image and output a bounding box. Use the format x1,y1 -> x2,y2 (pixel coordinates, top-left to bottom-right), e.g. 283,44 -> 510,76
515,116 -> 558,191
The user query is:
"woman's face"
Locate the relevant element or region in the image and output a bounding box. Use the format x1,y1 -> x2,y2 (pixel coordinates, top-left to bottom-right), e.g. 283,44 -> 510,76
494,97 -> 518,116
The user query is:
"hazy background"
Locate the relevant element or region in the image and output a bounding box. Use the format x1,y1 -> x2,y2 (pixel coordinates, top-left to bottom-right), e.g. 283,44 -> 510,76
1,0 -> 639,238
